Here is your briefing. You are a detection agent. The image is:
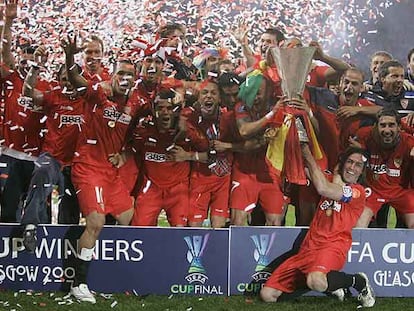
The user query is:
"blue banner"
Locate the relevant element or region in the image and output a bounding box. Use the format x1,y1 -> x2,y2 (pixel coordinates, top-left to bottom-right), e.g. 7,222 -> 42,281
229,226 -> 305,295
1,224 -> 413,297
229,226 -> 414,297
0,225 -> 229,295
345,229 -> 414,297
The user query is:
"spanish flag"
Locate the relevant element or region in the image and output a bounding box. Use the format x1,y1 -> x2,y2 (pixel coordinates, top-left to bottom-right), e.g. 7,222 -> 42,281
266,106 -> 323,185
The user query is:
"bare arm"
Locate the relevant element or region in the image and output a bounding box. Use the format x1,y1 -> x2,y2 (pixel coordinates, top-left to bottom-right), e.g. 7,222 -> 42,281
237,98 -> 286,138
22,67 -> 44,103
211,136 -> 266,153
241,44 -> 256,68
301,143 -> 344,201
232,18 -> 256,68
0,1 -> 17,78
167,145 -> 208,163
237,115 -> 269,139
310,41 -> 350,82
336,105 -> 382,120
61,35 -> 88,90
22,46 -> 49,104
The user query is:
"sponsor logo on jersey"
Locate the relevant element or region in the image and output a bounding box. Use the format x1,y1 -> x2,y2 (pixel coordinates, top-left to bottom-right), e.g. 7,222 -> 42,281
320,200 -> 342,212
370,163 -> 387,174
370,163 -> 400,177
103,107 -> 131,125
17,96 -> 42,111
60,114 -> 83,125
144,152 -> 166,162
17,96 -> 33,108
387,168 -> 401,177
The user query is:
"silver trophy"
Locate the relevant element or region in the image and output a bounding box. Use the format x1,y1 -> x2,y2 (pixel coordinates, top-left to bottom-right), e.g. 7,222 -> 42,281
270,46 -> 316,99
270,46 -> 315,142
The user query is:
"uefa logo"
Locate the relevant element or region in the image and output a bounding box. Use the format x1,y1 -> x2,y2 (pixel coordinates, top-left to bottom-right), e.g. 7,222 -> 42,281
250,233 -> 276,282
170,233 -> 223,295
184,234 -> 210,284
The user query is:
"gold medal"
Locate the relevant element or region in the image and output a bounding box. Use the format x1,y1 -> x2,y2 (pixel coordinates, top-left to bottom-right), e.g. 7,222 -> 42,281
325,209 -> 333,217
107,120 -> 116,128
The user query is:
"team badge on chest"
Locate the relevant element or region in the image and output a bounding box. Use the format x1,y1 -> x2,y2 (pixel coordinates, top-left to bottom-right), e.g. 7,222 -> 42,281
393,158 -> 402,168
107,120 -> 116,128
400,99 -> 409,109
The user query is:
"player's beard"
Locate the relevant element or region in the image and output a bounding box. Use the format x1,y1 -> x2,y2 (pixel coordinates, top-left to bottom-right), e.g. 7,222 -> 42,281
377,130 -> 400,150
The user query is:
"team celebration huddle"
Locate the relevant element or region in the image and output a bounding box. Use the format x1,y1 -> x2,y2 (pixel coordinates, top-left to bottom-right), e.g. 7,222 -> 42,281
1,0 -> 413,307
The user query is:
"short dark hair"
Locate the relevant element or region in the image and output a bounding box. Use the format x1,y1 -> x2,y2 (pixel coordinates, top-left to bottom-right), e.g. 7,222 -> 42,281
341,67 -> 365,83
378,60 -> 404,81
113,59 -> 137,73
217,72 -> 243,89
153,88 -> 176,111
376,107 -> 401,125
156,88 -> 175,101
264,28 -> 285,43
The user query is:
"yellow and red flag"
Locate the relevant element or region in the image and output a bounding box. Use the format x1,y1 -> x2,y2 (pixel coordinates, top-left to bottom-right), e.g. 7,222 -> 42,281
266,107 -> 323,185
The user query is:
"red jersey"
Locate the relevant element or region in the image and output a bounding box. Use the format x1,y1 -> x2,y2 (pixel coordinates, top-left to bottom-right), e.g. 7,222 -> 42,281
187,109 -> 238,180
133,80 -> 157,119
41,89 -> 87,166
73,84 -> 141,168
133,122 -> 208,189
337,98 -> 375,153
356,127 -> 414,195
307,65 -> 329,87
304,86 -> 339,171
1,71 -> 50,156
301,179 -> 365,254
81,66 -> 111,84
233,102 -> 280,183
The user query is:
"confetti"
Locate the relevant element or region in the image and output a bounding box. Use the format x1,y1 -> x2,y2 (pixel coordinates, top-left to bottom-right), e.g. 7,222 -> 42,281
208,162 -> 217,169
2,0 -> 404,79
